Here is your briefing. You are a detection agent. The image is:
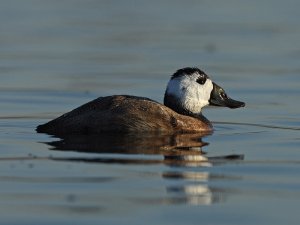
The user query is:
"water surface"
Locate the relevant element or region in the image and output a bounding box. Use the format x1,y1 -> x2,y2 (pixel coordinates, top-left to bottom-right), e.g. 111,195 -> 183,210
1,1 -> 300,224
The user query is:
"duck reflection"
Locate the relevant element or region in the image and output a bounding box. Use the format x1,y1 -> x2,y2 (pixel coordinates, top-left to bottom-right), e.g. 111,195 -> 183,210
45,132 -> 210,155
162,171 -> 242,205
45,132 -> 243,166
42,132 -> 243,206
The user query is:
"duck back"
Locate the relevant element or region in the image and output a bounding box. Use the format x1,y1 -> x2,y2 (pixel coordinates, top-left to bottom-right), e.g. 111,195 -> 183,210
36,95 -> 212,135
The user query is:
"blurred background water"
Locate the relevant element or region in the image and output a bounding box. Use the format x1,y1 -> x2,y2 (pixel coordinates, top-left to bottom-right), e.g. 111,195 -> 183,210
0,0 -> 300,224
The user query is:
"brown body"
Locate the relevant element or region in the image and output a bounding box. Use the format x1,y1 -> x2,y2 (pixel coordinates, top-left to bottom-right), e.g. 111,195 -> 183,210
36,95 -> 213,135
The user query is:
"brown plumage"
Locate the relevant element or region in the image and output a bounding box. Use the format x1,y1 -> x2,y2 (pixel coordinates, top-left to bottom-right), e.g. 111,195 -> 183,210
36,95 -> 212,135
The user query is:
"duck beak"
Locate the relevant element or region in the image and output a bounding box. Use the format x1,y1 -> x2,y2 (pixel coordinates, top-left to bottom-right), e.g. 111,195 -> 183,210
209,82 -> 245,109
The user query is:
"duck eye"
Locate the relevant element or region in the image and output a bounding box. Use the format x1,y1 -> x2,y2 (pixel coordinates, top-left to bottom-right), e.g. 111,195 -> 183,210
220,91 -> 228,99
196,76 -> 206,85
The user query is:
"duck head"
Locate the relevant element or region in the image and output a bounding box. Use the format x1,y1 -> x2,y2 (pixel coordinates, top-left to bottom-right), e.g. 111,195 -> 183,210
164,67 -> 245,116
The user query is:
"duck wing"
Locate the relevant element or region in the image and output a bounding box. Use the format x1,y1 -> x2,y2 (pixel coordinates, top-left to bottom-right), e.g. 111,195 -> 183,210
36,95 -> 212,135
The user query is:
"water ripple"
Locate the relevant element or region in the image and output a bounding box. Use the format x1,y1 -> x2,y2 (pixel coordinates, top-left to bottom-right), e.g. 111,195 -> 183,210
214,121 -> 300,131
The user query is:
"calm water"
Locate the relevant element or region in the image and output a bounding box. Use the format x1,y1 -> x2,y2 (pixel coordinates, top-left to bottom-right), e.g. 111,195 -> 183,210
1,0 -> 300,224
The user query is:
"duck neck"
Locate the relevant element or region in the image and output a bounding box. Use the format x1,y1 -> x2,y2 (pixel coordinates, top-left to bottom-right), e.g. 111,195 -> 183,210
164,93 -> 210,123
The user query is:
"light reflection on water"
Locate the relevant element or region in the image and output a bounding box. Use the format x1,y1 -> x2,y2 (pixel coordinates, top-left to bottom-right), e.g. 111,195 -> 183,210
1,0 -> 300,224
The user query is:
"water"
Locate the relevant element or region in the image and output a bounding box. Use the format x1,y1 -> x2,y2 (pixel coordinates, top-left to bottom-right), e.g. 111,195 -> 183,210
1,0 -> 300,224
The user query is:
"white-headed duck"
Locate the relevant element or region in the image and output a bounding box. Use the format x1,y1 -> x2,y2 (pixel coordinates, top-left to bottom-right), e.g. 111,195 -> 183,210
36,67 -> 245,134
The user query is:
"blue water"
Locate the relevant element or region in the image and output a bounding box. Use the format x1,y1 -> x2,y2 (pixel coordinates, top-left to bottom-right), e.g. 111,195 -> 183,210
1,1 -> 300,224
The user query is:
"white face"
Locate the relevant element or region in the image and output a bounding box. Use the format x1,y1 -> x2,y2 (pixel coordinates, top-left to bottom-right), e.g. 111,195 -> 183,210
166,72 -> 214,114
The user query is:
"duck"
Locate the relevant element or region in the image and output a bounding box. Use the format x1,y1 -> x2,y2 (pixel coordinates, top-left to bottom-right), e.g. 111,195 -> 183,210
36,67 -> 245,135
